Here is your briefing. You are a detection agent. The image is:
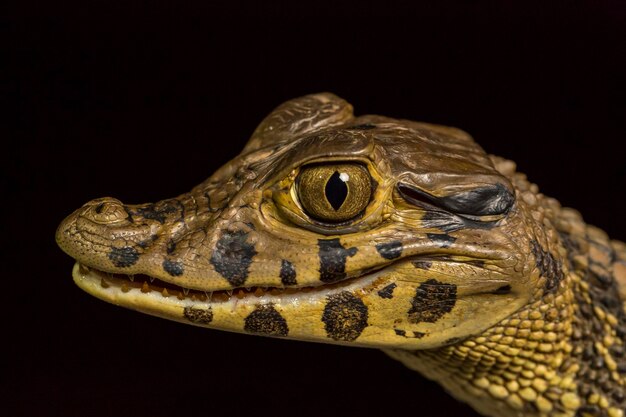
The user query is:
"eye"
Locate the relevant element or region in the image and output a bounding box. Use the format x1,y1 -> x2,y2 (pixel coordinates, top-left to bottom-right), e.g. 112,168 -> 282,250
296,164 -> 372,222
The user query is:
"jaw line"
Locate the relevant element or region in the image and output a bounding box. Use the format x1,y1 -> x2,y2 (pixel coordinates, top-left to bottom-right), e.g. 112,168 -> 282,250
71,262 -> 389,311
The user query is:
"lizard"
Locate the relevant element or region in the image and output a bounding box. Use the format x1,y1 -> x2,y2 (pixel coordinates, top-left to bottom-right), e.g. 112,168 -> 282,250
56,92 -> 626,417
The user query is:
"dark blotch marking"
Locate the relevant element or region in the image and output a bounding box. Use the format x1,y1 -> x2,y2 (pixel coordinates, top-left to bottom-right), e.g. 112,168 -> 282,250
163,259 -> 184,276
412,260 -> 433,270
375,241 -> 403,260
530,240 -> 564,293
408,279 -> 457,323
244,304 -> 288,337
210,230 -> 257,286
427,233 -> 457,248
318,239 -> 358,283
377,283 -> 397,299
322,292 -> 368,341
492,284 -> 512,295
445,337 -> 461,345
183,306 -> 213,324
135,199 -> 182,224
108,246 -> 139,268
347,123 -> 376,130
394,329 -> 425,339
279,260 -> 297,286
95,203 -> 105,214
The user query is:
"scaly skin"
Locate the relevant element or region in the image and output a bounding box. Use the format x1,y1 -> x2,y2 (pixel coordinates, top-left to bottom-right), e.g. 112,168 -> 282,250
56,93 -> 626,417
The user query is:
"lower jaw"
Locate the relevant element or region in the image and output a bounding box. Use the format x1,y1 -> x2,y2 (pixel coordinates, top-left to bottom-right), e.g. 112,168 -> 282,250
72,262 -> 385,308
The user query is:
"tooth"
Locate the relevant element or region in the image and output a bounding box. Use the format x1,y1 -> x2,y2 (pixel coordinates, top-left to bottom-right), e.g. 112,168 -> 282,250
245,287 -> 251,292
182,287 -> 190,295
226,290 -> 233,297
149,277 -> 155,283
121,283 -> 130,293
177,292 -> 185,300
254,287 -> 264,297
141,282 -> 150,293
100,278 -> 110,288
79,264 -> 90,276
270,289 -> 280,296
128,274 -> 135,282
162,288 -> 170,297
235,289 -> 245,299
204,291 -> 212,300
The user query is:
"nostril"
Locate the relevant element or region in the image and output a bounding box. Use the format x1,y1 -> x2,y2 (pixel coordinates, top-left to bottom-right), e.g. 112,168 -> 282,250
85,198 -> 129,225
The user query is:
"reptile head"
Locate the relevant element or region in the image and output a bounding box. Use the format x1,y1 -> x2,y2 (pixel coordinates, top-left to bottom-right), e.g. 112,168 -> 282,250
57,93 -> 544,349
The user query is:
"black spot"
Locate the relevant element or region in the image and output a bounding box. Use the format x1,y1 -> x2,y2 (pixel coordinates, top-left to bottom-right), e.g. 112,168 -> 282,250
412,260 -> 432,270
244,304 -> 288,336
530,240 -> 564,293
375,241 -> 403,260
347,123 -> 376,130
445,337 -> 461,345
108,247 -> 139,267
279,260 -> 297,286
427,233 -> 457,248
318,239 -> 358,283
95,203 -> 105,214
408,279 -> 457,323
183,306 -> 213,324
377,283 -> 397,299
322,292 -> 368,342
134,199 -> 182,224
492,284 -> 512,295
163,259 -> 184,276
394,329 -> 425,339
210,230 -> 257,286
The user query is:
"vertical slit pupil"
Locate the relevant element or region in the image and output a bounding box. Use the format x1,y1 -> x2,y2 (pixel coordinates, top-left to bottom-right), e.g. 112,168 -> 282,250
325,171 -> 348,211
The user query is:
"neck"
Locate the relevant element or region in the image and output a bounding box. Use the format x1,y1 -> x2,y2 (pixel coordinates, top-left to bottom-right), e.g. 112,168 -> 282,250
386,215 -> 626,417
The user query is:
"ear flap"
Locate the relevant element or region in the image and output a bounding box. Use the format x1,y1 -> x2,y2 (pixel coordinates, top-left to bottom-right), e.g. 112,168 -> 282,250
242,92 -> 354,153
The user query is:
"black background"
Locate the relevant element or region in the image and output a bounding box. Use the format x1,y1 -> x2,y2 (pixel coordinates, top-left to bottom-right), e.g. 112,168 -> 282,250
5,2 -> 626,416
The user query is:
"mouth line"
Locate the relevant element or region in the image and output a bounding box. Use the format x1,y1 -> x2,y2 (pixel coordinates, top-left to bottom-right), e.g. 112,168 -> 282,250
75,263 -> 382,303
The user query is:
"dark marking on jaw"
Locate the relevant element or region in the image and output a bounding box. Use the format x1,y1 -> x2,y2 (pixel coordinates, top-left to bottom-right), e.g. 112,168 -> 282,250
280,260 -> 297,286
426,233 -> 457,248
375,241 -> 403,260
108,247 -> 139,267
322,292 -> 368,341
394,329 -> 425,339
530,240 -> 564,293
492,284 -> 512,295
347,123 -> 376,130
412,260 -> 432,270
163,259 -> 184,276
377,283 -> 397,299
183,306 -> 213,324
318,239 -> 358,283
210,230 -> 257,286
244,304 -> 288,336
408,279 -> 457,324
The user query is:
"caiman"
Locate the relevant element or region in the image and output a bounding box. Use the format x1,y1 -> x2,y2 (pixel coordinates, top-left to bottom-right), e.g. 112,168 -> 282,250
56,93 -> 626,417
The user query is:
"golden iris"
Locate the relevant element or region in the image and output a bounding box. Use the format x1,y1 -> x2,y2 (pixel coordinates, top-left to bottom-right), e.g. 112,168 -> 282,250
296,164 -> 372,222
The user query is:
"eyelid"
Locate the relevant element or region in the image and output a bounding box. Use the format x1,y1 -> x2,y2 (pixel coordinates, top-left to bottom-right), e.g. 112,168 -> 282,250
397,183 -> 514,218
